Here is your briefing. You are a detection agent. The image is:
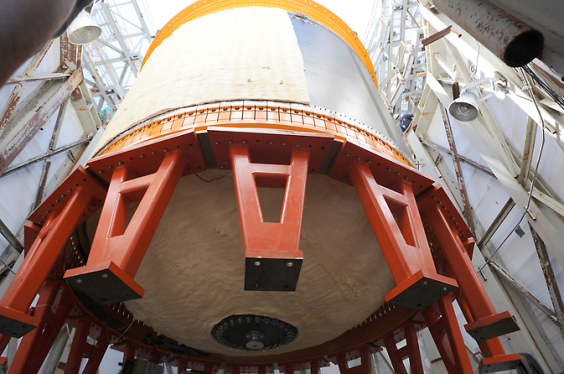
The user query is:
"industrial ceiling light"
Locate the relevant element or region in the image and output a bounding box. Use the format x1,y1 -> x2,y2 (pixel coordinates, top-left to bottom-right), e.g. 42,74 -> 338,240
67,13 -> 101,45
449,78 -> 495,122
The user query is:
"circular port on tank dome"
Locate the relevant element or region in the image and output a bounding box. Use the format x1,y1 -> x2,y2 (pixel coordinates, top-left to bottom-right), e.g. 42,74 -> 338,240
212,315 -> 297,351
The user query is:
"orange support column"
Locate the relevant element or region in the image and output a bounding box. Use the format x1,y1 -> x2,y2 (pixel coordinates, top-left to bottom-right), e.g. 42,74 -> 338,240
384,324 -> 424,374
8,280 -> 73,374
336,348 -> 373,374
0,179 -> 103,338
422,296 -> 473,374
230,145 -> 310,291
65,150 -> 188,304
63,317 -> 110,374
82,329 -> 110,374
65,317 -> 92,374
348,161 -> 457,309
418,186 -> 521,373
310,360 -> 320,374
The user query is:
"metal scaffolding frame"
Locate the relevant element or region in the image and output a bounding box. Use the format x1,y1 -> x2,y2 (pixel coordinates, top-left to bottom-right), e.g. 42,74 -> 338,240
0,2 -> 155,370
373,0 -> 564,372
364,0 -> 426,116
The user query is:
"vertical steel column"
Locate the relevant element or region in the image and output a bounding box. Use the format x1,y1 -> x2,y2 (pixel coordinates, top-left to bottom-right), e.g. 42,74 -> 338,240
310,360 -> 320,374
64,318 -> 91,374
64,150 -> 188,304
8,280 -> 73,374
230,145 -> 310,291
384,324 -> 424,374
82,329 -> 109,374
336,348 -> 372,374
348,161 -> 457,309
422,296 -> 473,374
418,186 -> 522,372
0,186 -> 97,339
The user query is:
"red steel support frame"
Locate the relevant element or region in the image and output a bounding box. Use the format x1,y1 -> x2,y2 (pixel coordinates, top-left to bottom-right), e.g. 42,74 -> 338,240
230,145 -> 310,291
8,280 -> 73,374
64,317 -> 109,374
348,161 -> 457,309
0,186 -> 98,339
422,296 -> 473,373
384,323 -> 424,374
418,186 -> 521,371
65,150 -> 188,304
336,348 -> 373,374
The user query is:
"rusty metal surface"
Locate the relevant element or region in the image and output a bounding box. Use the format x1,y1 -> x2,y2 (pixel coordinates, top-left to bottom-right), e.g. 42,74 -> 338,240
421,25 -> 453,46
431,0 -> 543,66
440,104 -> 476,238
0,40 -> 54,131
0,69 -> 83,176
529,223 -> 564,339
419,138 -> 494,177
32,100 -> 69,209
1,136 -> 93,179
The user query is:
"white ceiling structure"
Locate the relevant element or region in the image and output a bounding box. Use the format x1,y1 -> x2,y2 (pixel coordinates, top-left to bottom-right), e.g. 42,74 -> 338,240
364,0 -> 564,373
1,0 -> 564,373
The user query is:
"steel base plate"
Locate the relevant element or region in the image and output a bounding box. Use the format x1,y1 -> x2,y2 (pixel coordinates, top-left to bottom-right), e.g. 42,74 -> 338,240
386,271 -> 458,310
479,353 -> 522,373
245,258 -> 303,291
65,262 -> 144,305
0,307 -> 36,338
465,311 -> 520,342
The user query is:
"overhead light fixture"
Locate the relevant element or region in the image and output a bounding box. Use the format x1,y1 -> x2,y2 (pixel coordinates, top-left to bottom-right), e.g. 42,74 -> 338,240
67,13 -> 102,45
448,78 -> 495,122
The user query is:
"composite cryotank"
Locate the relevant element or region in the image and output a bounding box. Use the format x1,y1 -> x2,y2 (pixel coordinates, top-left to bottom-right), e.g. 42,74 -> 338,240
0,1 -> 521,373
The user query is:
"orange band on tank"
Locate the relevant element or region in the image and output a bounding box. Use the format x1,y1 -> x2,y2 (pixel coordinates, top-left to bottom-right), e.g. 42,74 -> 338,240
98,103 -> 412,167
142,0 -> 378,88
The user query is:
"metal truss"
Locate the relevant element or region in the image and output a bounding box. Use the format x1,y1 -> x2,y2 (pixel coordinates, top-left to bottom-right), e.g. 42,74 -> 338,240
83,0 -> 156,116
0,0 -> 155,255
384,0 -> 564,372
364,0 -> 426,116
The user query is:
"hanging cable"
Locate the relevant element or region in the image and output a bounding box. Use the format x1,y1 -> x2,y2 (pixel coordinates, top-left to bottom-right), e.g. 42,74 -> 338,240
478,66 -> 547,272
522,64 -> 564,113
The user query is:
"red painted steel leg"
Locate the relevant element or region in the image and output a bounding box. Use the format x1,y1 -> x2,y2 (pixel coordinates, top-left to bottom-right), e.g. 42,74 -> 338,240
384,324 -> 424,374
65,317 -> 91,374
422,296 -> 473,374
418,186 -> 521,372
230,145 -> 310,291
0,187 -> 95,338
64,150 -> 188,304
348,161 -> 457,309
8,280 -> 72,374
310,360 -> 320,374
285,364 -> 294,374
178,359 -> 187,373
82,329 -> 109,374
336,348 -> 372,374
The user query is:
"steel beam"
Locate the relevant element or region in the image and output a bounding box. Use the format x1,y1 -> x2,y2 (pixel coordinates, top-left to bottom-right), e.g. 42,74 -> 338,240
487,260 -> 558,326
517,117 -> 537,185
476,199 -> 515,250
5,73 -> 71,85
529,223 -> 564,339
0,69 -> 84,175
1,137 -> 93,178
0,219 -> 23,254
419,138 -> 494,177
33,100 -> 68,209
439,103 -> 475,237
0,41 -> 54,131
69,80 -> 101,134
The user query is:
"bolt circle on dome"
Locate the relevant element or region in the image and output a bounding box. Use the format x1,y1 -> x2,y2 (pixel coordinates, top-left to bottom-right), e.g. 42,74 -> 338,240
212,315 -> 298,351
